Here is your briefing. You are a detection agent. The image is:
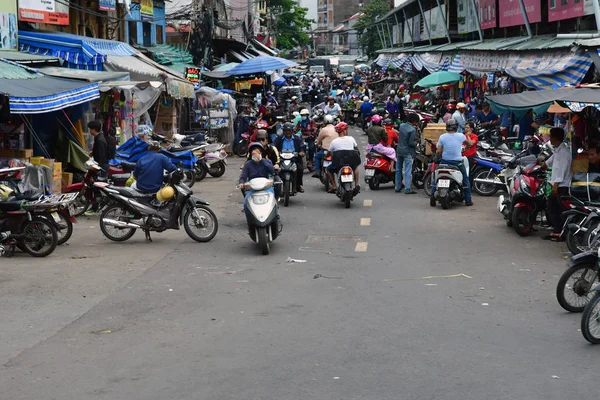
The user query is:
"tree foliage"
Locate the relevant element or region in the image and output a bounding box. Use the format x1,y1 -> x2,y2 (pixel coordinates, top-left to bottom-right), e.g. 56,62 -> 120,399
354,0 -> 390,58
269,0 -> 313,50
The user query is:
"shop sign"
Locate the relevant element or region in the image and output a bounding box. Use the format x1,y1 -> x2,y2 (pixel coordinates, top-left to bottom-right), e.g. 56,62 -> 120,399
457,0 -> 477,34
184,67 -> 200,84
18,0 -> 69,25
0,1 -> 17,50
548,0 -> 585,22
499,0 -> 541,28
99,0 -> 116,12
140,0 -> 154,21
476,0 -> 497,29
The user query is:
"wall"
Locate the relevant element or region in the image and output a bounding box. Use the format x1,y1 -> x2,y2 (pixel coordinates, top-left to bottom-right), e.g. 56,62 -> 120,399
126,0 -> 166,47
0,0 -> 17,49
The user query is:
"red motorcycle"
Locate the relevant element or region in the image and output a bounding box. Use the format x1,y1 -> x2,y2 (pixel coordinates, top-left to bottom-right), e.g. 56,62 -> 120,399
507,164 -> 549,236
237,119 -> 268,157
364,150 -> 393,190
67,160 -> 135,216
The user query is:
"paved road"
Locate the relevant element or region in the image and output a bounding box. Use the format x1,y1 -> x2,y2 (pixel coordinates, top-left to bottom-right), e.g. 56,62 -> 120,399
1,127 -> 596,399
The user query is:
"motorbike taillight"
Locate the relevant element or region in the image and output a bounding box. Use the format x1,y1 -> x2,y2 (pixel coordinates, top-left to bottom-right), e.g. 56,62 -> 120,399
341,167 -> 352,175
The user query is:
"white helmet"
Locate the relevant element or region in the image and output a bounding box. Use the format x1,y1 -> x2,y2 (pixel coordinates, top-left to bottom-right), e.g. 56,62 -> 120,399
363,96 -> 369,101
292,111 -> 300,117
324,115 -> 334,124
300,108 -> 310,115
390,90 -> 395,95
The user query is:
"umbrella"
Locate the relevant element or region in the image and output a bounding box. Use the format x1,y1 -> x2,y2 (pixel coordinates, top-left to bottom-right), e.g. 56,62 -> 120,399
415,71 -> 461,88
213,62 -> 239,72
226,56 -> 298,76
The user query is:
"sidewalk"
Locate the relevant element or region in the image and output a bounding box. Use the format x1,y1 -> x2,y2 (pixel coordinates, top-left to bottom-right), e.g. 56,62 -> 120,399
0,158 -> 245,365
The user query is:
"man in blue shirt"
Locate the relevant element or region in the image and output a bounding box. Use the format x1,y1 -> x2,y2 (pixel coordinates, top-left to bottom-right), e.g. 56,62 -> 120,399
133,141 -> 177,193
476,102 -> 499,127
430,119 -> 475,207
274,122 -> 306,192
360,96 -> 373,129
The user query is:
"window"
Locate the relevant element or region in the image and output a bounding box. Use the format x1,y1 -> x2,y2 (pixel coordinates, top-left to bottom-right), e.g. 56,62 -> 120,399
550,0 -> 556,8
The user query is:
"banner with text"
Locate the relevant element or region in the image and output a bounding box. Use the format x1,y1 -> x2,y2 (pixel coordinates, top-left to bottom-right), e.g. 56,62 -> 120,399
499,0 -> 541,28
0,1 -> 17,49
18,0 -> 69,25
548,0 -> 595,22
457,0 -> 478,34
476,0 -> 497,29
99,0 -> 117,12
141,0 -> 154,21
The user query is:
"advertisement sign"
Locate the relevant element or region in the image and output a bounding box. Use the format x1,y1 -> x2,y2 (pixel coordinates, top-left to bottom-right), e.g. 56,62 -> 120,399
184,67 -> 200,84
18,0 -> 69,25
421,5 -> 446,40
99,0 -> 117,12
457,0 -> 478,34
140,0 -> 154,21
0,2 -> 17,49
476,0 -> 497,29
548,0 -> 584,22
499,0 -> 541,28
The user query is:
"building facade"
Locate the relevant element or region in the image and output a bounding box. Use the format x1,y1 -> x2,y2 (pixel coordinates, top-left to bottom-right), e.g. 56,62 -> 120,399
126,0 -> 167,47
315,0 -> 369,55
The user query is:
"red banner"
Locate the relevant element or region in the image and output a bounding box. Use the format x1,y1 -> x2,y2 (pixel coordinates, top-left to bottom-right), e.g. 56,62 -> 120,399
499,0 -> 541,28
477,0 -> 497,29
548,0 -> 585,22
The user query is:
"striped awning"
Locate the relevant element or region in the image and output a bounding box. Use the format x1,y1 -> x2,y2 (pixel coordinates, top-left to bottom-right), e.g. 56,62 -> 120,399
19,31 -> 137,71
410,53 -> 450,73
448,50 -> 591,90
375,53 -> 394,67
388,54 -> 411,71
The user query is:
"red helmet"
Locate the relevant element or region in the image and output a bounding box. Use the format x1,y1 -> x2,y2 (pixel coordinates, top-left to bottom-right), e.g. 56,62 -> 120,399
256,120 -> 269,129
446,103 -> 455,111
399,84 -> 405,90
335,122 -> 349,133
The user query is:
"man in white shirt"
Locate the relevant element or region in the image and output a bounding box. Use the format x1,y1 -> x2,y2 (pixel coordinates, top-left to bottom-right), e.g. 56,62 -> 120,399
323,96 -> 342,118
452,102 -> 467,133
543,127 -> 572,240
327,122 -> 360,193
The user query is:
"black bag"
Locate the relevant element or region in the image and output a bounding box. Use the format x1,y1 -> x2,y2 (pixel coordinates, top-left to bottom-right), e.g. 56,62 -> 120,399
105,133 -> 116,160
332,150 -> 361,170
571,172 -> 600,203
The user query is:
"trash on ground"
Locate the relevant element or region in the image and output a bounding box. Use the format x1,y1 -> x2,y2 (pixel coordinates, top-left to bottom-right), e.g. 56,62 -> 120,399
287,257 -> 307,263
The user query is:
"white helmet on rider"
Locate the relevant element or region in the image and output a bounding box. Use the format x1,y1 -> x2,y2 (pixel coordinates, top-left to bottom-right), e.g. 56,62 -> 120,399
363,96 -> 369,101
300,108 -> 310,116
324,115 -> 335,125
390,90 -> 395,95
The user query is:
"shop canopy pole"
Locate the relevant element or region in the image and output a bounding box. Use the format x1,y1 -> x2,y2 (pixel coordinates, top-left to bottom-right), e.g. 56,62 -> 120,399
394,13 -> 403,49
386,20 -> 394,47
417,0 -> 433,46
376,24 -> 386,48
435,0 -> 451,44
402,9 -> 415,47
469,0 -> 484,43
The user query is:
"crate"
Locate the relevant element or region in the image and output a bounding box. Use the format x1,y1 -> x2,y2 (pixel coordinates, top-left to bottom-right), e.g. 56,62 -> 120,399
29,156 -> 44,165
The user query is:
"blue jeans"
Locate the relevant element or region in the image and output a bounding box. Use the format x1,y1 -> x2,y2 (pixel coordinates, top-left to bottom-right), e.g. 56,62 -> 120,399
395,154 -> 413,192
314,150 -> 325,172
431,159 -> 472,203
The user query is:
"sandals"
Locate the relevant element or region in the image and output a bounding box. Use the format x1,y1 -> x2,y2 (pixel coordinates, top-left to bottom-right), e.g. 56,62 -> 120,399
327,188 -> 336,194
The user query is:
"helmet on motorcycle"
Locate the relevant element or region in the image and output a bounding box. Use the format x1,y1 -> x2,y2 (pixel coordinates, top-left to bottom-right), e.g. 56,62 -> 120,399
156,185 -> 175,202
282,122 -> 294,132
324,115 -> 334,125
256,129 -> 268,140
383,118 -> 393,126
371,114 -> 382,125
248,142 -> 265,154
363,96 -> 369,101
335,122 -> 349,133
390,90 -> 395,95
300,108 -> 310,116
446,103 -> 455,111
0,184 -> 14,200
256,120 -> 269,129
446,118 -> 459,132
148,141 -> 161,152
457,102 -> 467,109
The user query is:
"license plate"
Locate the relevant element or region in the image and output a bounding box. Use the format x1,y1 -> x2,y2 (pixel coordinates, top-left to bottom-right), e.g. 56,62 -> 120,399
341,174 -> 353,182
68,204 -> 74,216
437,179 -> 450,188
365,169 -> 375,177
323,161 -> 332,167
51,212 -> 61,223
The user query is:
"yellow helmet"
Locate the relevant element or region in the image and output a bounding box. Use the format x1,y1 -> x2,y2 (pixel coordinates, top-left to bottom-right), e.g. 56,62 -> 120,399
0,184 -> 14,200
156,185 -> 175,202
125,175 -> 136,187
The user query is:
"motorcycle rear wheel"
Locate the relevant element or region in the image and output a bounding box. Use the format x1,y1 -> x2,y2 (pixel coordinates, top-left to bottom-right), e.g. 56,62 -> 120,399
512,208 -> 533,236
258,227 -> 270,255
20,217 -> 58,257
412,166 -> 425,189
208,161 -> 226,178
182,170 -> 196,188
440,195 -> 449,210
472,169 -> 499,197
344,192 -> 351,208
55,213 -> 73,245
581,292 -> 600,344
237,141 -> 249,157
556,263 -> 598,313
283,181 -> 290,207
71,192 -> 91,217
184,205 -> 218,243
368,177 -> 380,191
423,174 -> 432,197
566,219 -> 587,255
195,163 -> 208,181
99,205 -> 136,242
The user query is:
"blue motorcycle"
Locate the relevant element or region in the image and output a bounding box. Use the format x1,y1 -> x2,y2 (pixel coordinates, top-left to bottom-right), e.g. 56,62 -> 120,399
471,157 -> 503,197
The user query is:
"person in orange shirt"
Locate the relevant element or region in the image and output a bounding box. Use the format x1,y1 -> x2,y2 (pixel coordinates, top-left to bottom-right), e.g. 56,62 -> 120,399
462,121 -> 479,170
383,118 -> 399,147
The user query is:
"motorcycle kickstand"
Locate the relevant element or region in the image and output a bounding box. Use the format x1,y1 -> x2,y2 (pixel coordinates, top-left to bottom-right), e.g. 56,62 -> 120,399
144,229 -> 153,242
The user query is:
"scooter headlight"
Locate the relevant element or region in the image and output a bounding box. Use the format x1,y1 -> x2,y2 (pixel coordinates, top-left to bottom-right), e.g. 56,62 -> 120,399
251,193 -> 270,205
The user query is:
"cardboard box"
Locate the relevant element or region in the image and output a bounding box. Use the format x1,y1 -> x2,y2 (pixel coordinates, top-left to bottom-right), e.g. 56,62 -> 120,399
51,177 -> 62,194
423,123 -> 446,155
61,172 -> 73,192
0,149 -> 33,159
29,156 -> 44,165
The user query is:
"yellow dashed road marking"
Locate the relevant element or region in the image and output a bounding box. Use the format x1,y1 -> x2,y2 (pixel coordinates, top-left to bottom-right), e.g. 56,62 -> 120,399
360,218 -> 371,226
355,242 -> 368,252
363,199 -> 372,207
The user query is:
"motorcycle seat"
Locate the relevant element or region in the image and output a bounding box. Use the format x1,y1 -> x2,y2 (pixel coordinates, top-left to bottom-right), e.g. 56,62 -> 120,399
110,186 -> 155,198
118,161 -> 137,172
169,145 -> 201,153
437,164 -> 460,171
0,199 -> 24,211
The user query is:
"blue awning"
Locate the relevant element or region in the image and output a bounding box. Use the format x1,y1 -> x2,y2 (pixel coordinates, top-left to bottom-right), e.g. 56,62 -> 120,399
0,60 -> 99,114
18,31 -> 137,71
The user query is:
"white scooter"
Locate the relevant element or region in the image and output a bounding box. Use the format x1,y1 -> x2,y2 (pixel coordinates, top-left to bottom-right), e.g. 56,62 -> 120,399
431,156 -> 469,209
243,177 -> 281,255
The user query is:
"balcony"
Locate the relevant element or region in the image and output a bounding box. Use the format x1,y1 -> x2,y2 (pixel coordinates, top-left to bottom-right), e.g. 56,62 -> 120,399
317,6 -> 327,12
